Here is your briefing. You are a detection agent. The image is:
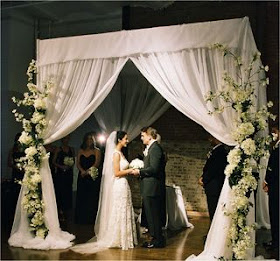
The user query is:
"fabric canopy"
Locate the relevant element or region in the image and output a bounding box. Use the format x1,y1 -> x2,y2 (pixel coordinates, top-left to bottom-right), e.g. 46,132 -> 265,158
37,17 -> 255,64
9,17 -> 269,259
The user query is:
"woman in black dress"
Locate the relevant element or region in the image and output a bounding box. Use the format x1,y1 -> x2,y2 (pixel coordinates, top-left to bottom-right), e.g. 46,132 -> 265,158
53,135 -> 75,221
75,133 -> 101,224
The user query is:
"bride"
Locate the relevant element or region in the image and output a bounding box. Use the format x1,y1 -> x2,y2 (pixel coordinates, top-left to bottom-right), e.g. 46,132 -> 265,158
71,131 -> 138,254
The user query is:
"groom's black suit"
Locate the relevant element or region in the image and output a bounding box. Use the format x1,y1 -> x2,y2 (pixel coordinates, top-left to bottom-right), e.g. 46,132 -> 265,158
140,141 -> 166,247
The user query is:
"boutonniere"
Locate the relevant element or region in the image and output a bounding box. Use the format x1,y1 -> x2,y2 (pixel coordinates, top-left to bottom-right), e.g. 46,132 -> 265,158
143,147 -> 148,157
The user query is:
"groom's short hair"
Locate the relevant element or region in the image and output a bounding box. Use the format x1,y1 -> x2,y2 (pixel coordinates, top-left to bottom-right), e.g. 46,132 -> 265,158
141,127 -> 157,139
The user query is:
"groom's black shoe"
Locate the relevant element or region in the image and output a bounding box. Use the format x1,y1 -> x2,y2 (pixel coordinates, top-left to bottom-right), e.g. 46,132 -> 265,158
143,240 -> 166,248
141,241 -> 150,248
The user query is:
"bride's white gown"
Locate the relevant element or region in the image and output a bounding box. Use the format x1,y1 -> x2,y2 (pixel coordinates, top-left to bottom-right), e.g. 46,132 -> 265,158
71,149 -> 137,254
106,150 -> 138,249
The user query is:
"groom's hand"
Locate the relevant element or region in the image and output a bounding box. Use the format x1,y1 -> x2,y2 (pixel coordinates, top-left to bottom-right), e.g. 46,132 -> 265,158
132,169 -> 140,176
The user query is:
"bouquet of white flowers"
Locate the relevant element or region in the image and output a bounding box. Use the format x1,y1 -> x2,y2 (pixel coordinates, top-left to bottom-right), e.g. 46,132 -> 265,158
88,166 -> 99,181
63,156 -> 74,167
129,158 -> 144,169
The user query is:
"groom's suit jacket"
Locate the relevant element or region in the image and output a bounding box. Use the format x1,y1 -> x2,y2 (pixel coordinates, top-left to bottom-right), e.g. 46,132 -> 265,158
140,141 -> 166,197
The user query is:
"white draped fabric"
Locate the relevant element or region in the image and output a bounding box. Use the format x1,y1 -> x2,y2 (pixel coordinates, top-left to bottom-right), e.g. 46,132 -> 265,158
187,177 -> 255,260
166,185 -> 194,230
9,16 -> 269,258
94,62 -> 170,139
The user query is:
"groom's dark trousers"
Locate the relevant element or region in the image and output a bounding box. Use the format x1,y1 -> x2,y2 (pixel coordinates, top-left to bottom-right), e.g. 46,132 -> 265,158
140,141 -> 166,247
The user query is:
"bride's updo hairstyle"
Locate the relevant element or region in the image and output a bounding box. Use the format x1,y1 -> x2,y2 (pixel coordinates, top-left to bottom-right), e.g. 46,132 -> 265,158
141,127 -> 157,139
115,131 -> 127,144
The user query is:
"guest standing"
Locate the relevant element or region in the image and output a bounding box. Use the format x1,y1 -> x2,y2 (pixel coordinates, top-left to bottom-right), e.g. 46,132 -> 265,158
198,136 -> 227,221
7,133 -> 25,223
45,143 -> 57,176
8,133 -> 25,184
53,135 -> 75,221
75,132 -> 101,224
263,123 -> 279,254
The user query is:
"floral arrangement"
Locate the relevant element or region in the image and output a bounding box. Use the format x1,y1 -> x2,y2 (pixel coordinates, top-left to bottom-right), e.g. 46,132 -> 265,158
12,59 -> 53,239
129,158 -> 144,169
205,44 -> 276,260
88,166 -> 99,180
63,156 -> 75,167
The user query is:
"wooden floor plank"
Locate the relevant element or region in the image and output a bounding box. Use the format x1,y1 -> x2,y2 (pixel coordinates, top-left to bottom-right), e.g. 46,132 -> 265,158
2,215 -> 278,260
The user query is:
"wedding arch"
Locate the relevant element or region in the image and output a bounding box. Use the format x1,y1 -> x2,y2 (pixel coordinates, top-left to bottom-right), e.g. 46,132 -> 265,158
9,17 -> 270,259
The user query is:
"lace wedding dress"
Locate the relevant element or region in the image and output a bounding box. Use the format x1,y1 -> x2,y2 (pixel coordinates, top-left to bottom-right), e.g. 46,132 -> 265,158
71,132 -> 137,254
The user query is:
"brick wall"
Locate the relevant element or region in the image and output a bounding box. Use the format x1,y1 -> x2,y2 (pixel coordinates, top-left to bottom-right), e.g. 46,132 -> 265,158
128,139 -> 209,214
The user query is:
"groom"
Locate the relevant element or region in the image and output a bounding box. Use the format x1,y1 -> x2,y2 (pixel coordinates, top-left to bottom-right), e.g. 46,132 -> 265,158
133,127 -> 166,248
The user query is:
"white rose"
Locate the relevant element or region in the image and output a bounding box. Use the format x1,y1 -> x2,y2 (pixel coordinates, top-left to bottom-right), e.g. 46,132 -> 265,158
19,131 -> 33,145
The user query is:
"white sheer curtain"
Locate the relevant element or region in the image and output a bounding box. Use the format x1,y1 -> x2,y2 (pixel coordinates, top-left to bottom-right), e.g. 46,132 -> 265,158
94,62 -> 170,139
131,49 -> 238,145
8,57 -> 128,249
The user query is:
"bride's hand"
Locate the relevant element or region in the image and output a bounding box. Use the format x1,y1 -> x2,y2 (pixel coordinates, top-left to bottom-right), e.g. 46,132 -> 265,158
131,169 -> 140,176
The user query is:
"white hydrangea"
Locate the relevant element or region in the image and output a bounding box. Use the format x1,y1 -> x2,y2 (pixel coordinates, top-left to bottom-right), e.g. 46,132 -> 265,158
19,131 -> 33,145
224,164 -> 236,176
34,98 -> 46,110
22,119 -> 32,132
31,111 -> 44,124
232,195 -> 249,211
30,174 -> 42,185
36,228 -> 46,238
25,146 -> 38,157
27,82 -> 37,92
227,148 -> 242,166
241,138 -> 256,155
233,122 -> 255,141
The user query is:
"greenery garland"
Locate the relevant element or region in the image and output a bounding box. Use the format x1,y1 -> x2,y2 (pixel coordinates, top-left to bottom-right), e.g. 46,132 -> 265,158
205,44 -> 276,260
12,60 -> 53,239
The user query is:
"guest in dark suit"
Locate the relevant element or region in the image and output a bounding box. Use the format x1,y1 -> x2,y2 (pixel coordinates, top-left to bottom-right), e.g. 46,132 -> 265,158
263,123 -> 279,253
198,136 -> 227,221
133,127 -> 166,248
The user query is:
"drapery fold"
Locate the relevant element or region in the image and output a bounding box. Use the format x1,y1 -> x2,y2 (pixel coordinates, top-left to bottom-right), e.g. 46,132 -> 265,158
10,17 -> 269,257
131,49 -> 238,145
94,62 -> 170,140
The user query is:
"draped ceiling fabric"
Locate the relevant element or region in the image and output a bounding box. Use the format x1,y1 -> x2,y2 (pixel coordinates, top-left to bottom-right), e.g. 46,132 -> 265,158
9,17 -> 269,258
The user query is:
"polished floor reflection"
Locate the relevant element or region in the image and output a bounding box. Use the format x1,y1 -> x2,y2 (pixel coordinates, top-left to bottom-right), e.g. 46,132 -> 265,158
1,212 -> 278,260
